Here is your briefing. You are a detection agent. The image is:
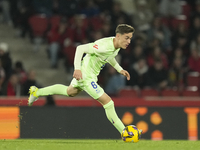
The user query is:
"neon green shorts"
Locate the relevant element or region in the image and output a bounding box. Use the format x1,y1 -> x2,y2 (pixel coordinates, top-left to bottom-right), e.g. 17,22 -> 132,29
70,78 -> 104,99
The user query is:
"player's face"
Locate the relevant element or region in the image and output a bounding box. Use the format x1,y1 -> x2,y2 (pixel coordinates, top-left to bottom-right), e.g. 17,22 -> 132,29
118,32 -> 133,49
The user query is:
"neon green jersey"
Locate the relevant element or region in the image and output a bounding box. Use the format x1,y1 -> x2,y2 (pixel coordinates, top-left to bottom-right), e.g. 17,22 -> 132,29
81,37 -> 120,80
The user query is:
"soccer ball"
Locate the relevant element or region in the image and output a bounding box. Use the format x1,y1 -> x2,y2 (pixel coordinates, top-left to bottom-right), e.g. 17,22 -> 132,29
121,125 -> 142,143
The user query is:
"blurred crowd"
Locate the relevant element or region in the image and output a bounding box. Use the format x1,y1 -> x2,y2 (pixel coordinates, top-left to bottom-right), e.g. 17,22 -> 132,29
0,42 -> 41,96
0,0 -> 200,97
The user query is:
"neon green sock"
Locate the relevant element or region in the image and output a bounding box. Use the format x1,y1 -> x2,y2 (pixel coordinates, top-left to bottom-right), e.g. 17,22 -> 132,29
36,84 -> 69,97
103,100 -> 125,133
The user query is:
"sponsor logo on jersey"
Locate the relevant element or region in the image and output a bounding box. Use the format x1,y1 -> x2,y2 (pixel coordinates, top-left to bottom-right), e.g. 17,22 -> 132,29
111,118 -> 115,124
93,44 -> 98,49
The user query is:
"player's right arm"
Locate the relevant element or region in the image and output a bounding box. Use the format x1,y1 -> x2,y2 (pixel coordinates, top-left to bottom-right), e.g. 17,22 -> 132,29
73,44 -> 91,80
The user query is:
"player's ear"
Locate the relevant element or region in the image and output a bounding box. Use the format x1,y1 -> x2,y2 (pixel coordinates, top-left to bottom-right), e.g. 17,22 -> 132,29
116,33 -> 121,39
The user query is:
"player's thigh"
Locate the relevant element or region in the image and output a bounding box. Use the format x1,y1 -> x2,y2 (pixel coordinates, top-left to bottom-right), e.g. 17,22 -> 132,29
67,85 -> 81,97
84,80 -> 105,101
97,92 -> 112,106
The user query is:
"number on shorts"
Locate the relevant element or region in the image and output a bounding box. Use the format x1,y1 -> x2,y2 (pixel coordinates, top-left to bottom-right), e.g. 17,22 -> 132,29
91,81 -> 97,89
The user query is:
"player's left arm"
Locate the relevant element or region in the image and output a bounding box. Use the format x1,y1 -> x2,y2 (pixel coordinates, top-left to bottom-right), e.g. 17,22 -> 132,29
119,70 -> 130,81
107,58 -> 130,80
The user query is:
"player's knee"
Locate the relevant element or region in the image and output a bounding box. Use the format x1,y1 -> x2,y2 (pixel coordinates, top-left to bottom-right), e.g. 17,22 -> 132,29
67,86 -> 80,97
68,91 -> 79,97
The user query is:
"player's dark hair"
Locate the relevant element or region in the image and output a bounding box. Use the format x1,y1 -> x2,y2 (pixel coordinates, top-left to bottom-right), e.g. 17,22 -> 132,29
115,24 -> 135,35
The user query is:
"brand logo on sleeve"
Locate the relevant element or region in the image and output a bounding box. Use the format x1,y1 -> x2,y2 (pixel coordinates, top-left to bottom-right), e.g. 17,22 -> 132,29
93,44 -> 98,49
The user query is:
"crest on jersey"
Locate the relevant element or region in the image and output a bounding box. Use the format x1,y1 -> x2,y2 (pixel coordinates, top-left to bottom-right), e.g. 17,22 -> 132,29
93,44 -> 98,49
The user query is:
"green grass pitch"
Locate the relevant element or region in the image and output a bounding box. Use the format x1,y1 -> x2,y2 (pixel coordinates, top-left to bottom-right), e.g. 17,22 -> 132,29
0,139 -> 200,150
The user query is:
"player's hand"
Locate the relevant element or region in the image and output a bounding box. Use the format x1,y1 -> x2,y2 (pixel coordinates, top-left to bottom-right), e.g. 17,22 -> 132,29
73,70 -> 83,81
120,70 -> 130,80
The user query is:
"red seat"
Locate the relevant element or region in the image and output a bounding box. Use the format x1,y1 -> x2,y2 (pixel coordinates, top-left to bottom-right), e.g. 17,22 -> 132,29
69,15 -> 89,30
141,88 -> 159,97
171,17 -> 189,29
49,15 -> 61,28
172,18 -> 189,29
182,86 -> 200,97
187,72 -> 200,87
161,88 -> 180,96
182,3 -> 191,17
119,87 -> 139,97
29,14 -> 49,37
89,16 -> 104,31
